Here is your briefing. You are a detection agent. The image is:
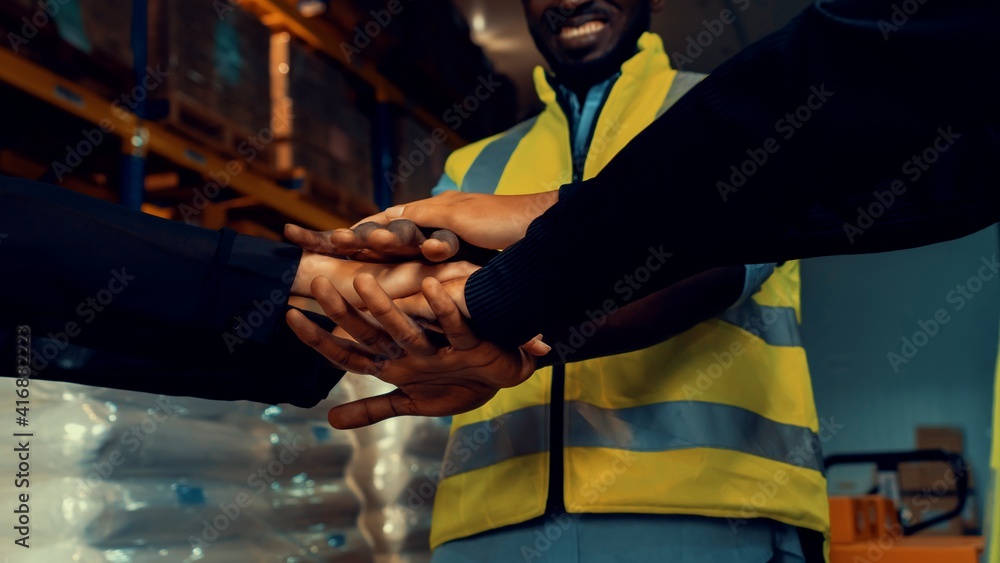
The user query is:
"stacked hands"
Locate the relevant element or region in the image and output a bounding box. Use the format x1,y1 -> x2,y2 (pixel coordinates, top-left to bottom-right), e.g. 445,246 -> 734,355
281,191 -> 559,429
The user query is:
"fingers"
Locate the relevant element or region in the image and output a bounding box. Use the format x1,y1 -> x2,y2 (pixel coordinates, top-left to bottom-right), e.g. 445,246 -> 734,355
284,224 -> 337,254
328,228 -> 366,256
350,205 -> 404,229
354,274 -> 437,356
422,278 -> 480,351
310,277 -> 399,356
393,293 -> 436,321
520,334 -> 552,357
333,221 -> 426,261
421,230 -> 461,262
327,389 -> 417,429
285,309 -> 382,375
365,220 -> 426,259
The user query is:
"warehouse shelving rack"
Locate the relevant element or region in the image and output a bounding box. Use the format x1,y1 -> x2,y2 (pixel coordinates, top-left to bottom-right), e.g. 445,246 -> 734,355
0,0 -> 465,230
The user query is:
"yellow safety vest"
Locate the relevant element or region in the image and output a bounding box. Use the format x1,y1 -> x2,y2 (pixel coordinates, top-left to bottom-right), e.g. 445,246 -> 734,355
430,33 -> 830,549
989,336 -> 999,563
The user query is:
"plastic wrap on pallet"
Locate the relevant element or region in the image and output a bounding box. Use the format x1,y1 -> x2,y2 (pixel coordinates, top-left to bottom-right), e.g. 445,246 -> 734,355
16,380 -> 371,560
7,477 -> 269,547
265,477 -> 361,531
23,532 -> 370,563
31,397 -> 276,480
267,420 -> 356,481
342,373 -> 448,561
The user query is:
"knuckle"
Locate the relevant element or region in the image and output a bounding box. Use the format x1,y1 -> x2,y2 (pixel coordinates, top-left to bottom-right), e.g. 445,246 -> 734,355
359,331 -> 383,348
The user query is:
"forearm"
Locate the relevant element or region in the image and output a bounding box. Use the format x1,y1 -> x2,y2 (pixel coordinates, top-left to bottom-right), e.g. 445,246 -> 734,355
536,266 -> 745,367
0,176 -> 300,344
467,0 -> 1000,347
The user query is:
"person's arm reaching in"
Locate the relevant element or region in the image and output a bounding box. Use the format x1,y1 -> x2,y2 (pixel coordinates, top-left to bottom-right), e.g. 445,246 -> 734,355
285,190 -> 559,263
463,0 -> 1000,347
292,0 -> 1000,349
286,275 -> 539,428
0,177 -> 474,406
289,262 -> 775,426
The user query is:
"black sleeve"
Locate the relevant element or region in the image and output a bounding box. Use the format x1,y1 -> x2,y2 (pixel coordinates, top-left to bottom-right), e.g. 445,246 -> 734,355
466,0 -> 1000,347
0,176 -> 342,407
0,175 -> 298,341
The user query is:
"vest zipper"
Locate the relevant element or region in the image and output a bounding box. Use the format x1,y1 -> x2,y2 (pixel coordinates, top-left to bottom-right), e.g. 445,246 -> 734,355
545,83 -> 615,515
546,363 -> 566,514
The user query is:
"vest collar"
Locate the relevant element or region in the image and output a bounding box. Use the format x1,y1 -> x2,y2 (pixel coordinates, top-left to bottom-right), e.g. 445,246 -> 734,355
533,32 -> 672,112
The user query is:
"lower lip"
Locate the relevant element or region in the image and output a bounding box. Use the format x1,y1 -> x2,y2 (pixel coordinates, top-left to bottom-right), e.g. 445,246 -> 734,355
557,21 -> 607,46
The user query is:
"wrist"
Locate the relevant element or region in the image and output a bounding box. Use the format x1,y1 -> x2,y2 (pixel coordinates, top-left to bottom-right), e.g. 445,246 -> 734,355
444,277 -> 470,319
292,252 -> 337,296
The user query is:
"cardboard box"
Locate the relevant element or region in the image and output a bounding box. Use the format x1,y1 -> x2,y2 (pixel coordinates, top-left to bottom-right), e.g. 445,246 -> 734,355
916,426 -> 964,453
899,462 -> 963,493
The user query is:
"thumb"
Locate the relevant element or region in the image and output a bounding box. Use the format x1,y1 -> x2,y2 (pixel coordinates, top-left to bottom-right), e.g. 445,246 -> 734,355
328,389 -> 417,429
520,334 -> 551,357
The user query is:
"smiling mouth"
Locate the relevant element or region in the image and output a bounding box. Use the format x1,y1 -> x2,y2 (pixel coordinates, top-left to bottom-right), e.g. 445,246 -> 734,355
559,20 -> 607,40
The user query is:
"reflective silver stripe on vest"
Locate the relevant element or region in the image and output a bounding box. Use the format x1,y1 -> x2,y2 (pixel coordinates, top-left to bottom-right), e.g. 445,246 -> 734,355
442,404 -> 548,476
568,401 -> 823,472
461,117 -> 540,194
656,71 -> 707,119
718,300 -> 802,348
442,400 -> 823,478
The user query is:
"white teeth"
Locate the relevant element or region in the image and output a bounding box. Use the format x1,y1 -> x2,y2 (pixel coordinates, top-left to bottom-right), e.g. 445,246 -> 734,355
560,21 -> 606,39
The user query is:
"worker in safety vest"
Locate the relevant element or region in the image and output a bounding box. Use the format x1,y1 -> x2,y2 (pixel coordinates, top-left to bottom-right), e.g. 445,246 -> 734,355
425,1 -> 830,561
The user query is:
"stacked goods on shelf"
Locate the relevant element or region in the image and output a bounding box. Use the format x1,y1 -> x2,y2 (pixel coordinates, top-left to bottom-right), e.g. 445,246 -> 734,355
78,0 -> 134,69
273,34 -> 377,219
342,373 -> 450,563
309,0 -> 400,63
0,0 -> 133,98
148,0 -> 272,160
1,0 -> 273,161
388,112 -> 451,206
4,380 -> 372,562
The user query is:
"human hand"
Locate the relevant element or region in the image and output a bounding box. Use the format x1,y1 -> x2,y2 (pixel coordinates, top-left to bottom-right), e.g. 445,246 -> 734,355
286,275 -> 545,429
291,251 -> 478,308
356,190 -> 559,252
284,222 -> 460,263
286,190 -> 559,263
